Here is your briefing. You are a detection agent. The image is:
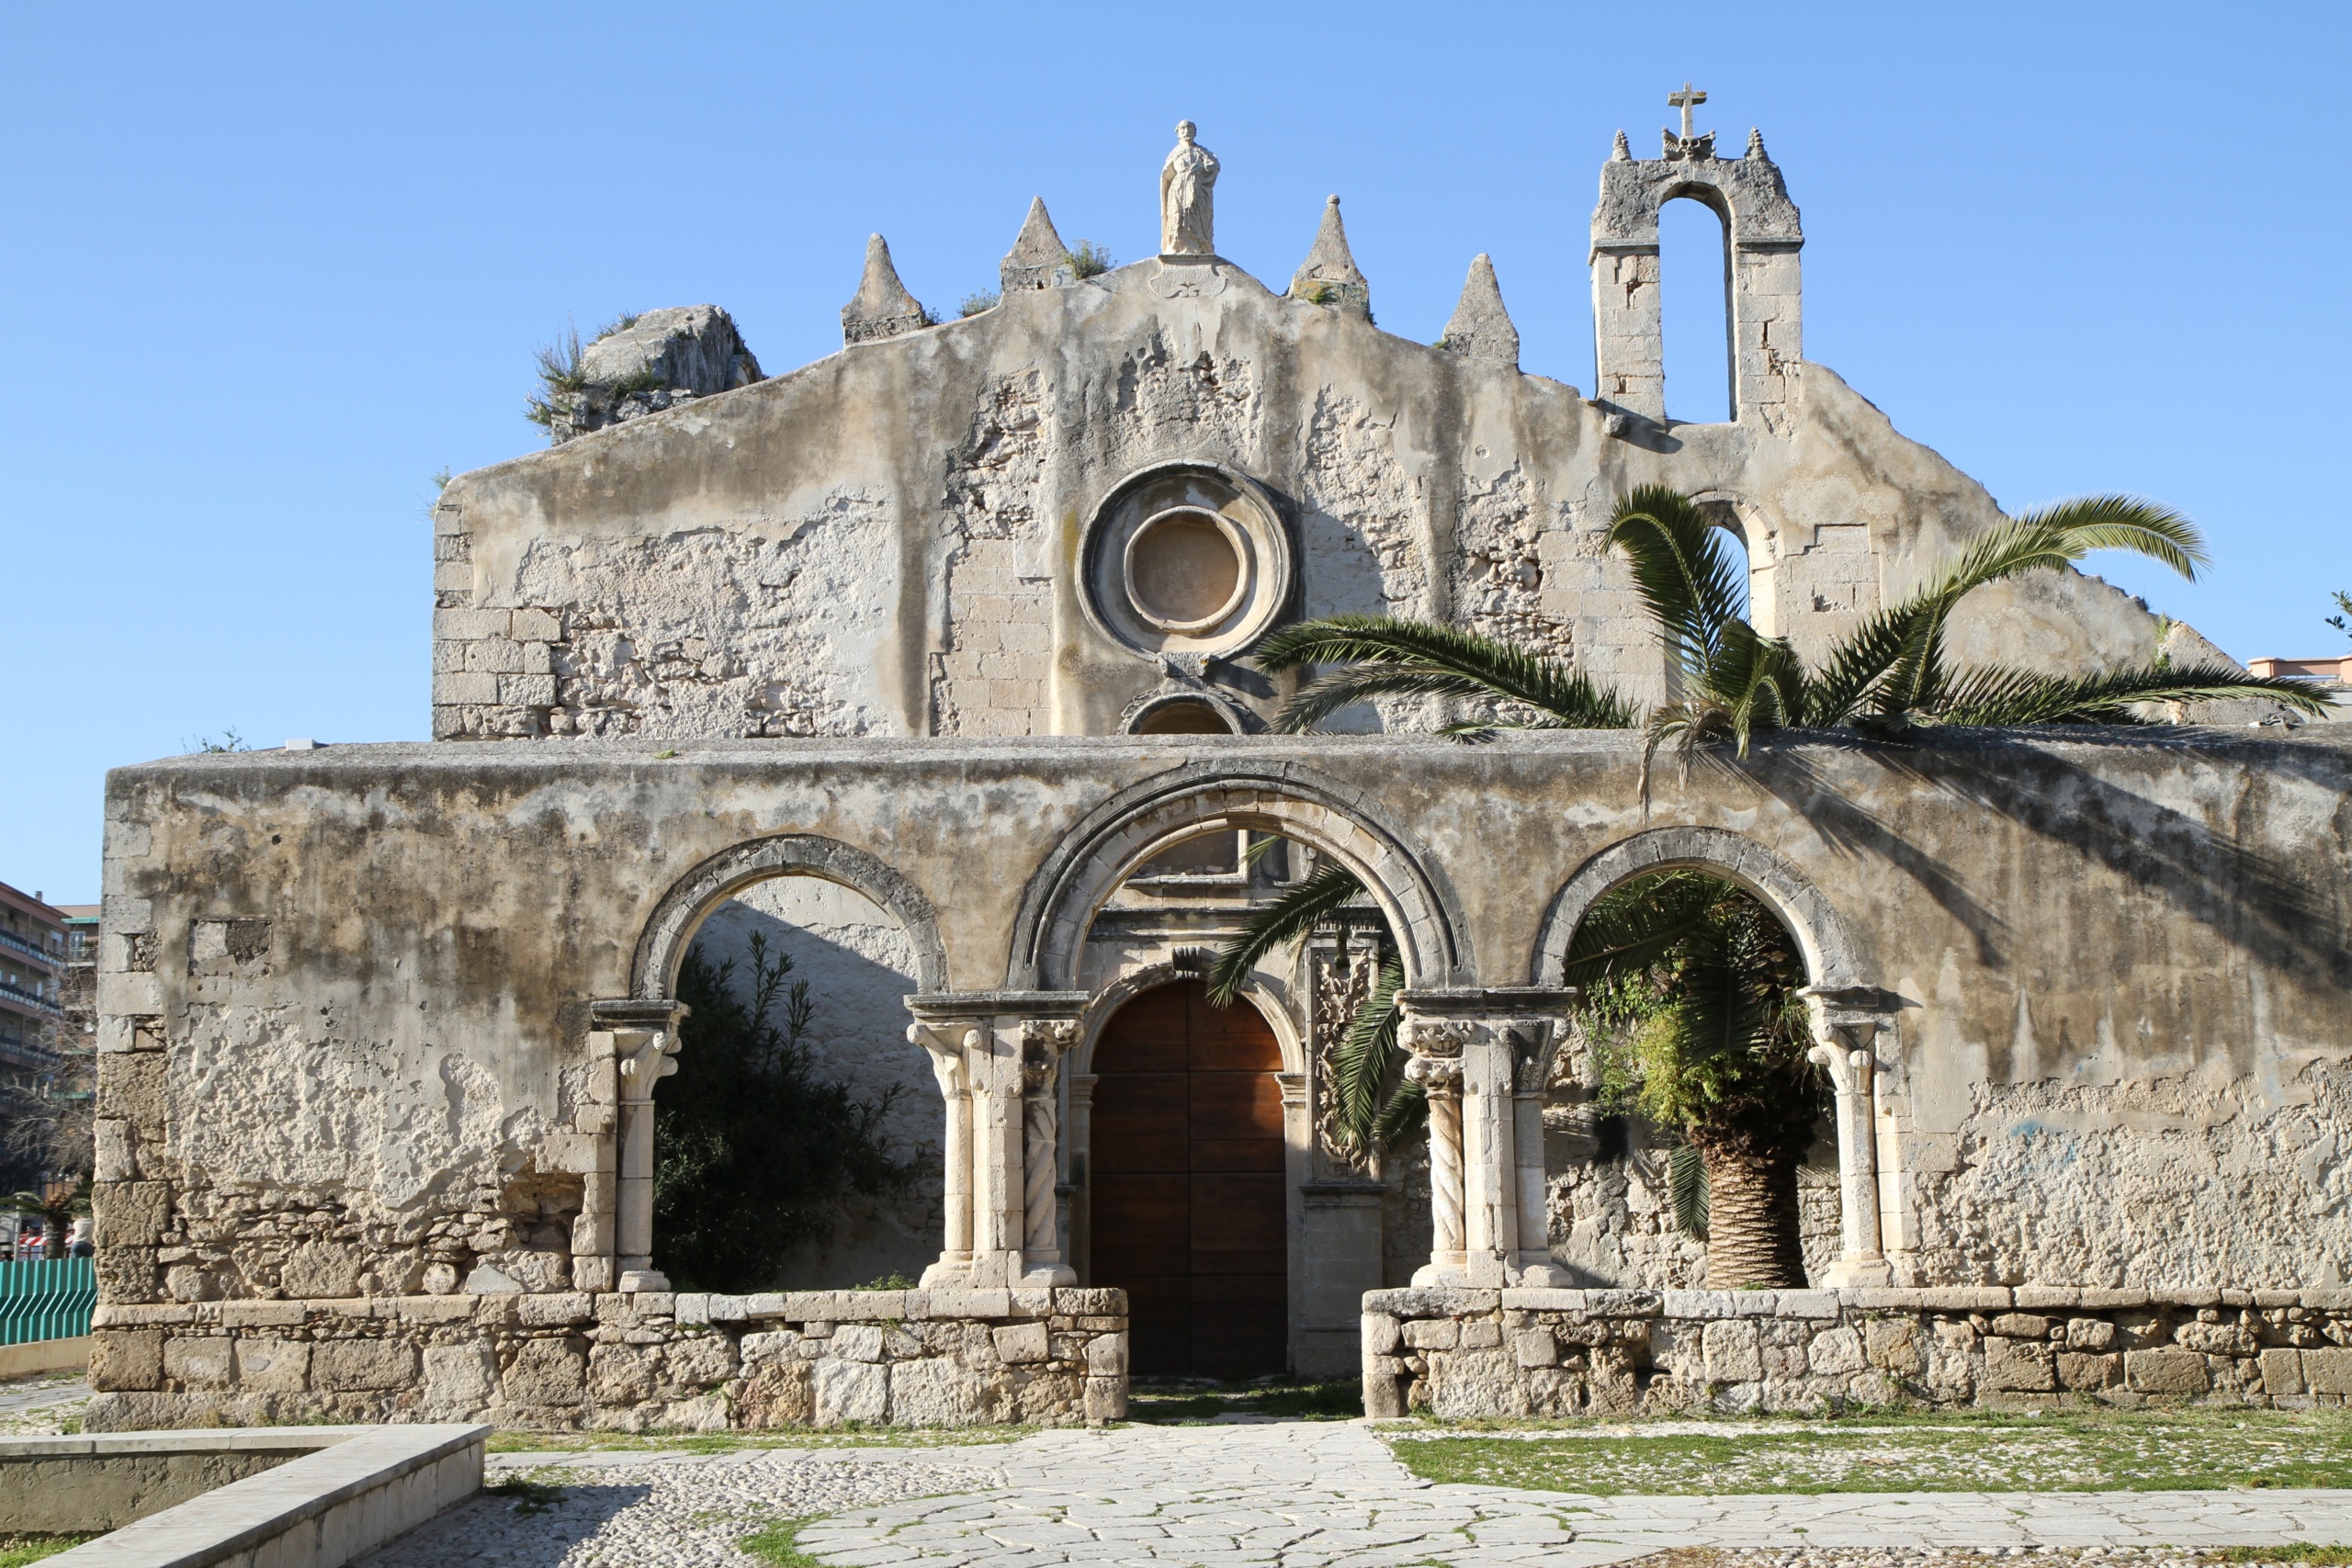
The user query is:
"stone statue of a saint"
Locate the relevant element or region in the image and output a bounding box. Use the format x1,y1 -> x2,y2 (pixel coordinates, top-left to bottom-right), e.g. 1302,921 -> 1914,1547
1159,120 -> 1219,256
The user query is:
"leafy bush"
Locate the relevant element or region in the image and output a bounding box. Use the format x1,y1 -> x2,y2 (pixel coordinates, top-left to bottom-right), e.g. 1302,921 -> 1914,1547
958,290 -> 999,318
1065,240 -> 1114,279
653,935 -> 913,1292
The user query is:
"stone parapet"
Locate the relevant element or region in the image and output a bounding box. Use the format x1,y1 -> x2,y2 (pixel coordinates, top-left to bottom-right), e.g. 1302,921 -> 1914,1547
85,1287 -> 1125,1434
1363,1285 -> 2352,1419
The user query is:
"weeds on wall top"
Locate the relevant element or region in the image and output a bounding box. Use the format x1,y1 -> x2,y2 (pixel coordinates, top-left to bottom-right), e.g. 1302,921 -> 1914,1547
958,291 -> 999,318
1065,241 -> 1114,280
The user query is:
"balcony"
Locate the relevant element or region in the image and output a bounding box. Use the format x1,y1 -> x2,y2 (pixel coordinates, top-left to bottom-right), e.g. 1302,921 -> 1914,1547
0,980 -> 61,1019
0,930 -> 61,972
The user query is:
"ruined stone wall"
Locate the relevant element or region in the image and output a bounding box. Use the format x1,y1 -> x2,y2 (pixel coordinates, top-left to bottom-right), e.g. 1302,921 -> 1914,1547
1363,1284 -> 2352,1418
431,251 -> 2204,744
97,731 -> 2352,1324
86,1285 -> 1125,1433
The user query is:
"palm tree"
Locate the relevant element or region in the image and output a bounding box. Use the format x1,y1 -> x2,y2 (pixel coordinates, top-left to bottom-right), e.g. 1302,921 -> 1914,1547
1563,871 -> 1815,1287
1213,488 -> 2327,1280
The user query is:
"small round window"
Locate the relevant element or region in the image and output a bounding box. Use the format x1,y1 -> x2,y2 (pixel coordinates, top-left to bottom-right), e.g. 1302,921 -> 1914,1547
1124,511 -> 1248,632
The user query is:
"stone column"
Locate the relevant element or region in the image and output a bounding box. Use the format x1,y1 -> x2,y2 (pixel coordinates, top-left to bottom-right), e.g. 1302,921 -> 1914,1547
907,1021 -> 979,1287
1067,1073 -> 1097,1284
1402,988 -> 1576,1288
613,1024 -> 680,1291
1801,987 -> 1901,1288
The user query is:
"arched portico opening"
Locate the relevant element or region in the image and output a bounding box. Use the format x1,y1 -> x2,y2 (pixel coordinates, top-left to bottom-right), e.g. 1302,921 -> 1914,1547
1529,827 -> 1899,1291
593,835 -> 950,1296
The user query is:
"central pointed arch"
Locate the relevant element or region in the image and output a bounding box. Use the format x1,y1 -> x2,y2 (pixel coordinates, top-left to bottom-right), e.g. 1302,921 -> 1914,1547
1008,762 -> 1471,992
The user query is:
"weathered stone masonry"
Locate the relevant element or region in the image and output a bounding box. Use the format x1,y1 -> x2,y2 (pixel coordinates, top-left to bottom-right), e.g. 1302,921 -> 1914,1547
1365,1285 -> 2352,1417
90,1285 -> 1125,1432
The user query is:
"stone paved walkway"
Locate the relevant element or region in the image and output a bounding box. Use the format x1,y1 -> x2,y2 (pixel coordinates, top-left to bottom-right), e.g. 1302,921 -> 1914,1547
482,1421 -> 2352,1566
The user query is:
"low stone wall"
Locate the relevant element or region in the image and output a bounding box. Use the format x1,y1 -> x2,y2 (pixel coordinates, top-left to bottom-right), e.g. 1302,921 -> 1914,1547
85,1287 -> 1126,1432
1363,1285 -> 2352,1418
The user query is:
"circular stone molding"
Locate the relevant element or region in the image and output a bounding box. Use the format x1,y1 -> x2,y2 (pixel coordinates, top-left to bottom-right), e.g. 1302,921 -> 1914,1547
1080,462 -> 1292,659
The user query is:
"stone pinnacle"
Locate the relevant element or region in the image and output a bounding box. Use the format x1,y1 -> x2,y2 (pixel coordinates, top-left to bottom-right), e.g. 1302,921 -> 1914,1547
1438,254 -> 1519,368
1288,195 -> 1371,320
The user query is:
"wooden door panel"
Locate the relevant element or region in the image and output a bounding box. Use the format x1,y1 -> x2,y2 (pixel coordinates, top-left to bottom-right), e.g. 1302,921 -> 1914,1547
1089,978 -> 1287,1378
1090,1076 -> 1189,1174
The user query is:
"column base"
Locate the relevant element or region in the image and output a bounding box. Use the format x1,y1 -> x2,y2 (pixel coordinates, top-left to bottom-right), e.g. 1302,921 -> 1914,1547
920,1257 -> 974,1288
1509,1258 -> 1575,1287
1823,1254 -> 1894,1288
1410,1251 -> 1471,1287
618,1269 -> 672,1292
1019,1264 -> 1077,1286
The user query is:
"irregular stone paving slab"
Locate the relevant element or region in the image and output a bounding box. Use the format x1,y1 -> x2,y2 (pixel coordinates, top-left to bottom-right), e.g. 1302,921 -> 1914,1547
452,1424 -> 2352,1566
791,1423 -> 2352,1566
367,1448 -> 996,1566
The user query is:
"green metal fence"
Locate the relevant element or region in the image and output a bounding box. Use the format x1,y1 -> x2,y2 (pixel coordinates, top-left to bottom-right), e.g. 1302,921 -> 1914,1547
0,1258 -> 96,1344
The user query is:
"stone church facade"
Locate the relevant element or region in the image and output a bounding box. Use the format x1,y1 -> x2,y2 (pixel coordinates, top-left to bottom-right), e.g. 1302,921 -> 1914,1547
86,103 -> 2352,1428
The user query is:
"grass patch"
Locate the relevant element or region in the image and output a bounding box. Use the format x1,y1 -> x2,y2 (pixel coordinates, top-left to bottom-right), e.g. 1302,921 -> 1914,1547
1391,1407 -> 2352,1495
1126,1377 -> 1362,1424
740,1516 -> 821,1566
0,1536 -> 95,1566
2222,1551 -> 2352,1565
485,1473 -> 565,1516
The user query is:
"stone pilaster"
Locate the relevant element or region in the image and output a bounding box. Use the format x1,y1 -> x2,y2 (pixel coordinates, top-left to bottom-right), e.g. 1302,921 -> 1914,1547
1401,988 -> 1576,1288
906,991 -> 1088,1288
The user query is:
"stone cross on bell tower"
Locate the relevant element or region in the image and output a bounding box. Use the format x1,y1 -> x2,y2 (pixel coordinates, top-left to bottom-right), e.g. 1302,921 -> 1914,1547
1663,82 -> 1715,161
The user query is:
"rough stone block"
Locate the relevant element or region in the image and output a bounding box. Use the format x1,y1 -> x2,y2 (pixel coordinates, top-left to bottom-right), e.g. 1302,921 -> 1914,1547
1916,1287 -> 2011,1312
1664,1291 -> 1740,1320
814,1358 -> 888,1426
2125,1348 -> 2211,1395
2013,1286 -> 2082,1310
1513,1329 -> 1558,1369
512,608 -> 562,641
2056,1351 -> 2120,1391
665,1335 -> 738,1389
233,1337 -> 309,1393
1401,1318 -> 1459,1351
888,1358 -> 989,1425
1702,1318 -> 1763,1382
2175,1320 -> 2256,1356
1362,1314 -> 1401,1356
2065,1317 -> 2118,1351
314,1338 -> 418,1393
738,1358 -> 814,1427
1051,1288 -> 1125,1315
589,1344 -> 653,1404
2261,1348 -> 2307,1396
423,1344 -> 498,1416
93,1180 -> 170,1248
1085,1333 -> 1127,1376
518,1292 -> 594,1327
1084,1374 -> 1127,1424
96,1055 -> 166,1134
918,1289 -> 1010,1320
2076,1289 -> 2153,1310
163,1337 -> 232,1390
1428,1348 -> 1530,1419
992,1323 -> 1049,1365
831,1324 -> 886,1363
1808,1326 -> 1865,1376
90,1329 -> 163,1392
1991,1314 -> 2052,1339
501,1337 -> 585,1404
1777,1291 -> 1839,1319
1458,1319 -> 1503,1350
220,1301 -> 307,1328
1983,1337 -> 2057,1392
2301,1347 -> 2352,1395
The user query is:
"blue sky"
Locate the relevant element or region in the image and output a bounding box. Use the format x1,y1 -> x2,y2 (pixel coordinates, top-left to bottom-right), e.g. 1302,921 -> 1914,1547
4,2 -> 2347,904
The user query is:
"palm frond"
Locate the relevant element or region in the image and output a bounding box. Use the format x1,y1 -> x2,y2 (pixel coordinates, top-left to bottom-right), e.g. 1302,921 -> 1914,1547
1668,1142 -> 1710,1240
1326,954 -> 1405,1154
1255,615 -> 1637,732
1605,486 -> 1747,674
1205,861 -> 1365,1006
2013,494 -> 2208,581
1372,1077 -> 1427,1147
1564,871 -> 1724,984
1930,660 -> 2334,728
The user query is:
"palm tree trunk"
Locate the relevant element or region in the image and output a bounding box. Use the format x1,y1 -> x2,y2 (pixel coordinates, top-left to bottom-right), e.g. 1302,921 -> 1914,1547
1695,1140 -> 1804,1289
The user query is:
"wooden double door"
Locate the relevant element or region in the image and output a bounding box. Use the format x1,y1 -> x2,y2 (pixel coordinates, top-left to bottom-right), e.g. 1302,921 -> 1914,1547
1087,979 -> 1288,1377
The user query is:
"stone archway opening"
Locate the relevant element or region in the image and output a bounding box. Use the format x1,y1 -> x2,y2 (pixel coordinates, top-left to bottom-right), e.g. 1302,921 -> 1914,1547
1531,828 -> 1897,1292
